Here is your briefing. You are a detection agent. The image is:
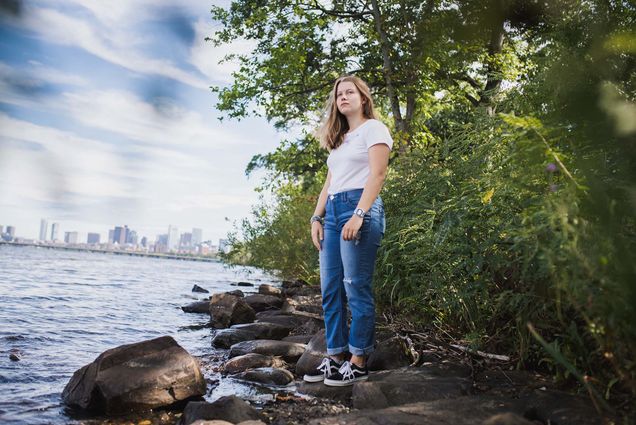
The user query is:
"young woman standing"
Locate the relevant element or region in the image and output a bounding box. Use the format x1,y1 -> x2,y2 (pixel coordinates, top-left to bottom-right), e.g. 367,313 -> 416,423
303,75 -> 392,386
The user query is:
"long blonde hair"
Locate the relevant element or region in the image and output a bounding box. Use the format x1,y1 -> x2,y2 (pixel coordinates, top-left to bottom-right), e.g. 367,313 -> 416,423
317,75 -> 378,151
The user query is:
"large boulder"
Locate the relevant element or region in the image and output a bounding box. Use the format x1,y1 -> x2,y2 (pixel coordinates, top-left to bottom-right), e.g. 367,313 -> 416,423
230,322 -> 291,340
243,294 -> 283,312
236,367 -> 294,386
180,396 -> 262,425
62,336 -> 206,415
297,381 -> 353,403
309,396 -> 518,425
228,340 -> 306,363
352,366 -> 472,410
212,329 -> 257,349
209,293 -> 255,328
222,353 -> 286,375
295,330 -> 326,377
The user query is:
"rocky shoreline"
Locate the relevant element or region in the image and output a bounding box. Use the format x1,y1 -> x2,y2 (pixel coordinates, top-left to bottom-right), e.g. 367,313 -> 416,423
60,279 -> 614,425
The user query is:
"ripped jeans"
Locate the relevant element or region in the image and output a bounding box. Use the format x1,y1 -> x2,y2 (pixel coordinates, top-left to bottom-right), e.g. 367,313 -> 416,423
319,188 -> 385,356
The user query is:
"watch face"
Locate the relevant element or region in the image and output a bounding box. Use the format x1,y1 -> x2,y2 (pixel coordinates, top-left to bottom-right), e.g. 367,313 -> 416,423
355,208 -> 364,217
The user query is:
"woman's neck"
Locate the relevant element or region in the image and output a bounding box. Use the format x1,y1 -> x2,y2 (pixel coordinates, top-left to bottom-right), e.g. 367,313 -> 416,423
346,115 -> 368,133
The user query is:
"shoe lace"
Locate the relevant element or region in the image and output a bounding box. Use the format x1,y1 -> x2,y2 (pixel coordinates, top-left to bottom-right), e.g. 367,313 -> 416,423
317,357 -> 333,377
338,361 -> 355,380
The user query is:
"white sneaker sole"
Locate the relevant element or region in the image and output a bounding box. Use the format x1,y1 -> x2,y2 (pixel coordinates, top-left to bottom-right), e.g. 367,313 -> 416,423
324,375 -> 368,387
303,374 -> 325,383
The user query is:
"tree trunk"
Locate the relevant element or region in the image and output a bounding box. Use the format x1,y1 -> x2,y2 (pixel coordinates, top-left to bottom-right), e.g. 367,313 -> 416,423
370,0 -> 410,152
480,1 -> 506,115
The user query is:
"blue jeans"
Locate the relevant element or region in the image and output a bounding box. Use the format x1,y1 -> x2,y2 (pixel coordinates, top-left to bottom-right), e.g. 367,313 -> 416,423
319,188 -> 385,356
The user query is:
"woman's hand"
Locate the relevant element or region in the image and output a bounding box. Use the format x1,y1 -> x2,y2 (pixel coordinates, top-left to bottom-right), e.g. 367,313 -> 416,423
342,215 -> 363,241
311,221 -> 324,251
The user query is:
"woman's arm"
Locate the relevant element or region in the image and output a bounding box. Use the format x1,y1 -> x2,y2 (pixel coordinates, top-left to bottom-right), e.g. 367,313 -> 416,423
312,170 -> 332,218
311,170 -> 332,250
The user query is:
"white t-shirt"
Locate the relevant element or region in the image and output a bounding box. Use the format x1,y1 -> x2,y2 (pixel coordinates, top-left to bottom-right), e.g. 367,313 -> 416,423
327,119 -> 393,195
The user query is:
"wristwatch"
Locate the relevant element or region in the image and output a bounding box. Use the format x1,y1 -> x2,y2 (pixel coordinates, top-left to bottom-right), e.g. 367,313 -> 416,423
310,215 -> 324,225
354,208 -> 365,218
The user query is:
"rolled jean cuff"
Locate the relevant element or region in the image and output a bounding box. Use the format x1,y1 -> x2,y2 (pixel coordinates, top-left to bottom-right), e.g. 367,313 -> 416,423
327,345 -> 349,356
349,343 -> 375,356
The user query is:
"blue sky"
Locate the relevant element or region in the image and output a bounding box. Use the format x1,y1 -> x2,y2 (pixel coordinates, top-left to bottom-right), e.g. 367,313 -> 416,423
0,0 -> 289,244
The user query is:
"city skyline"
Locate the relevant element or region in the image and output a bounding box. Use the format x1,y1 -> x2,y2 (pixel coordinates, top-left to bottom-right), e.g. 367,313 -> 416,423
2,218 -> 216,246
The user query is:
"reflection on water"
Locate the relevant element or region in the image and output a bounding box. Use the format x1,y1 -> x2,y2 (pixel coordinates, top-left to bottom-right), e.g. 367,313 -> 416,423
0,244 -> 278,424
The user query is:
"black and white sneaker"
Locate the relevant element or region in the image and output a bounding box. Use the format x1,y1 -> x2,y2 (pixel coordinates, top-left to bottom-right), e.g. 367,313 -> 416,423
303,357 -> 342,383
324,361 -> 368,386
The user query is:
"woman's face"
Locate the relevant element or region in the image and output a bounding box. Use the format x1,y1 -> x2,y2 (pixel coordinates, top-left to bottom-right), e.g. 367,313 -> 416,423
336,81 -> 364,117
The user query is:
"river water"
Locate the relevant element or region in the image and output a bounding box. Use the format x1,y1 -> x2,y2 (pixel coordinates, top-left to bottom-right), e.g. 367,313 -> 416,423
0,244 -> 278,424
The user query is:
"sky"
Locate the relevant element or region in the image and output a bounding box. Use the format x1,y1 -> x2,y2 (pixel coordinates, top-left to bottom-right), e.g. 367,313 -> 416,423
0,0 -> 290,244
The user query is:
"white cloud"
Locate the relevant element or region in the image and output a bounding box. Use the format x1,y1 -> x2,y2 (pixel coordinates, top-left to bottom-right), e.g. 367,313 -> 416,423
16,5 -> 208,88
189,18 -> 256,84
0,113 -> 132,201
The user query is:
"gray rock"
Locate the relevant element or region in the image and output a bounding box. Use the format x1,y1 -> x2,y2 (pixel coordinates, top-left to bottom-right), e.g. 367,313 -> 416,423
229,340 -> 306,363
243,294 -> 283,312
226,289 -> 245,297
295,330 -> 326,377
512,389 -> 608,425
189,420 -> 233,425
281,294 -> 323,315
192,284 -> 209,293
212,329 -> 257,349
352,366 -> 472,409
230,322 -> 291,340
209,293 -> 255,328
256,312 -> 324,335
180,396 -> 261,425
297,380 -> 353,403
182,300 -> 211,314
223,353 -> 286,374
309,396 -> 518,425
367,336 -> 412,371
62,336 -> 206,415
258,284 -> 282,296
233,282 -> 254,287
482,413 -> 536,425
255,309 -> 286,319
236,367 -> 294,386
282,335 -> 313,344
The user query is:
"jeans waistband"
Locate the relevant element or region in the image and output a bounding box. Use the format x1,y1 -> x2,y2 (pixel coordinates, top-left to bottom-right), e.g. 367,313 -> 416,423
327,188 -> 363,202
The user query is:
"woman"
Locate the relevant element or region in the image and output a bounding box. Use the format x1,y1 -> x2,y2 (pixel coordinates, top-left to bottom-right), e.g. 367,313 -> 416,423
303,75 -> 392,386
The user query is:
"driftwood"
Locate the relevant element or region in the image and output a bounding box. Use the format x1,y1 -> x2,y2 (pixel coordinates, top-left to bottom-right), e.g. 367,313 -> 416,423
449,344 -> 511,362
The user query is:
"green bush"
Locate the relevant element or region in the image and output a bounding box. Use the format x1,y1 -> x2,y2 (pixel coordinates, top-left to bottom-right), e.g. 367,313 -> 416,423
376,109 -> 635,400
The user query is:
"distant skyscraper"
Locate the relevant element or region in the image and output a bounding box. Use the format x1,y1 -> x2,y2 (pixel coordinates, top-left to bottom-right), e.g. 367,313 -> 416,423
167,225 -> 179,251
6,226 -> 16,237
192,228 -> 202,246
127,230 -> 138,245
50,223 -> 60,241
39,219 -> 48,241
140,236 -> 148,248
108,229 -> 114,244
113,226 -> 126,244
87,233 -> 100,244
0,225 -> 3,234
64,231 -> 78,244
180,232 -> 192,247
